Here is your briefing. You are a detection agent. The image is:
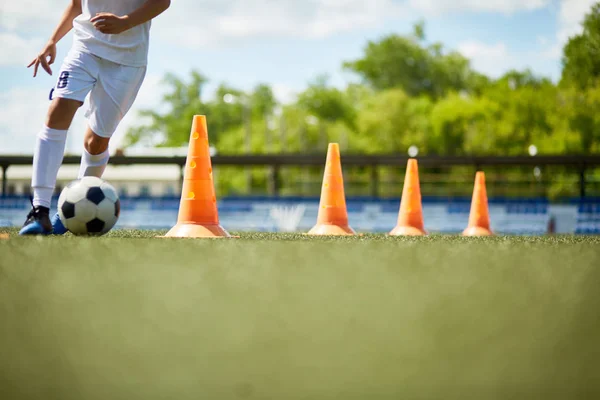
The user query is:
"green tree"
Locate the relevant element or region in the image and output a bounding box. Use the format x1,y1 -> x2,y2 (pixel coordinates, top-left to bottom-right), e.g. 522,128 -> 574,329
207,83 -> 245,138
343,24 -> 476,98
250,84 -> 277,119
560,83 -> 600,153
295,76 -> 357,150
350,88 -> 432,154
560,2 -> 600,154
428,93 -> 496,155
484,71 -> 557,155
562,3 -> 600,88
498,69 -> 552,89
297,76 -> 356,127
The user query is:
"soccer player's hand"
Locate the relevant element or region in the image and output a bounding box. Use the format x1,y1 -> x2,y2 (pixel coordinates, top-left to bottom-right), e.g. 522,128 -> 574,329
27,42 -> 56,77
91,13 -> 132,34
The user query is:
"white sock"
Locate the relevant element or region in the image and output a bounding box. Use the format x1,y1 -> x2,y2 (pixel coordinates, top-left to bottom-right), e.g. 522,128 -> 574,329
32,126 -> 67,208
78,148 -> 109,179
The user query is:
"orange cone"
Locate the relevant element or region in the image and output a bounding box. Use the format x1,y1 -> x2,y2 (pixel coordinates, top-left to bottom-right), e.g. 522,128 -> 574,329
163,115 -> 230,238
463,171 -> 493,236
308,143 -> 356,236
390,159 -> 427,236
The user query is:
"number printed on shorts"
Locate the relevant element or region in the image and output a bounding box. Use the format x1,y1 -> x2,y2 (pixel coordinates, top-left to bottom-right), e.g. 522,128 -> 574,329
57,71 -> 70,89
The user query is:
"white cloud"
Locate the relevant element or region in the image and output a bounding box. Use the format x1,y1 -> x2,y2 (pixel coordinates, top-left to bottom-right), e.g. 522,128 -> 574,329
1,0 -> 408,49
458,41 -> 508,59
457,41 -> 512,77
408,0 -> 550,15
558,0 -> 597,45
0,0 -> 63,31
0,87 -> 50,154
557,0 -> 596,43
457,40 -> 561,80
542,44 -> 563,60
0,0 -> 556,53
0,0 -> 563,51
0,33 -> 43,67
154,0 -> 408,48
271,84 -> 299,104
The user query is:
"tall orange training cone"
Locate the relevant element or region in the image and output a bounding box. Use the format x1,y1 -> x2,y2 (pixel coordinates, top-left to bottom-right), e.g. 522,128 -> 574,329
463,171 -> 493,236
308,143 -> 356,236
390,159 -> 427,236
164,115 -> 230,238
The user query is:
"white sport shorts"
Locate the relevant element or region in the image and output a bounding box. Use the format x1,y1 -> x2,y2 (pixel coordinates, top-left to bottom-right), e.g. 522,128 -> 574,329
51,49 -> 147,138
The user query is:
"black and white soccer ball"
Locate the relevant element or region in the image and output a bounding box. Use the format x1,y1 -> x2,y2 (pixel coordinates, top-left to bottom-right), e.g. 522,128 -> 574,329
57,177 -> 120,236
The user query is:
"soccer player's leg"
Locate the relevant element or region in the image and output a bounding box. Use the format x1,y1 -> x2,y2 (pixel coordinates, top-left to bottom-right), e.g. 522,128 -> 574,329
20,98 -> 83,235
21,51 -> 97,235
78,59 -> 146,181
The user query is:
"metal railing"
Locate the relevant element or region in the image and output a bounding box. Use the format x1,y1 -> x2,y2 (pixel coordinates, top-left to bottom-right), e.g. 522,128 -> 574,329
2,154 -> 600,198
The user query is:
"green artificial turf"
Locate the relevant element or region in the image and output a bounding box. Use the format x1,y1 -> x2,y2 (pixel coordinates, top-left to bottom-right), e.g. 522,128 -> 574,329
1,228 -> 600,399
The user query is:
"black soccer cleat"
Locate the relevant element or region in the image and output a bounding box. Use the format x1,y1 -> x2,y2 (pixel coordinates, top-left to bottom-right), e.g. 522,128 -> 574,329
19,204 -> 53,235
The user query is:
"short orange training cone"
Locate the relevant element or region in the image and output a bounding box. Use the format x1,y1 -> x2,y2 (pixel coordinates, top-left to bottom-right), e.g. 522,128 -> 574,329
164,115 -> 230,238
463,171 -> 493,236
308,143 -> 355,236
389,159 -> 427,236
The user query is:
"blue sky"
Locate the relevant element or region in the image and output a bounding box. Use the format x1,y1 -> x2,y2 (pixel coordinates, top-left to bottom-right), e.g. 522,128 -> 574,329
0,0 -> 595,154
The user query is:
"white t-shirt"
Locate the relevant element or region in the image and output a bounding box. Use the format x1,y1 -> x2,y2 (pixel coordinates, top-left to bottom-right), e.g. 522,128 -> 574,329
72,0 -> 151,67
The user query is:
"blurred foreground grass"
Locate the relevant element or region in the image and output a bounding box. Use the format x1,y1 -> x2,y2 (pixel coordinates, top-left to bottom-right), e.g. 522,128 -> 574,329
1,228 -> 600,399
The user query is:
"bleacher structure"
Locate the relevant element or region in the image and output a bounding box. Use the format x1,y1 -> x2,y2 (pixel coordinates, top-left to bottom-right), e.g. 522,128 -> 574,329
2,151 -> 600,235
1,195 -> 598,234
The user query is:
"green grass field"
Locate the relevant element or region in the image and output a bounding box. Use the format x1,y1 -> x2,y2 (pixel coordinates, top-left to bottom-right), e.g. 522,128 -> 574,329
1,228 -> 600,399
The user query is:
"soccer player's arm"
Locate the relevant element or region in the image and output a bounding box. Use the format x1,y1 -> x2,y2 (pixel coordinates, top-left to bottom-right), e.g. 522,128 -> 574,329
91,0 -> 171,35
28,0 -> 82,77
